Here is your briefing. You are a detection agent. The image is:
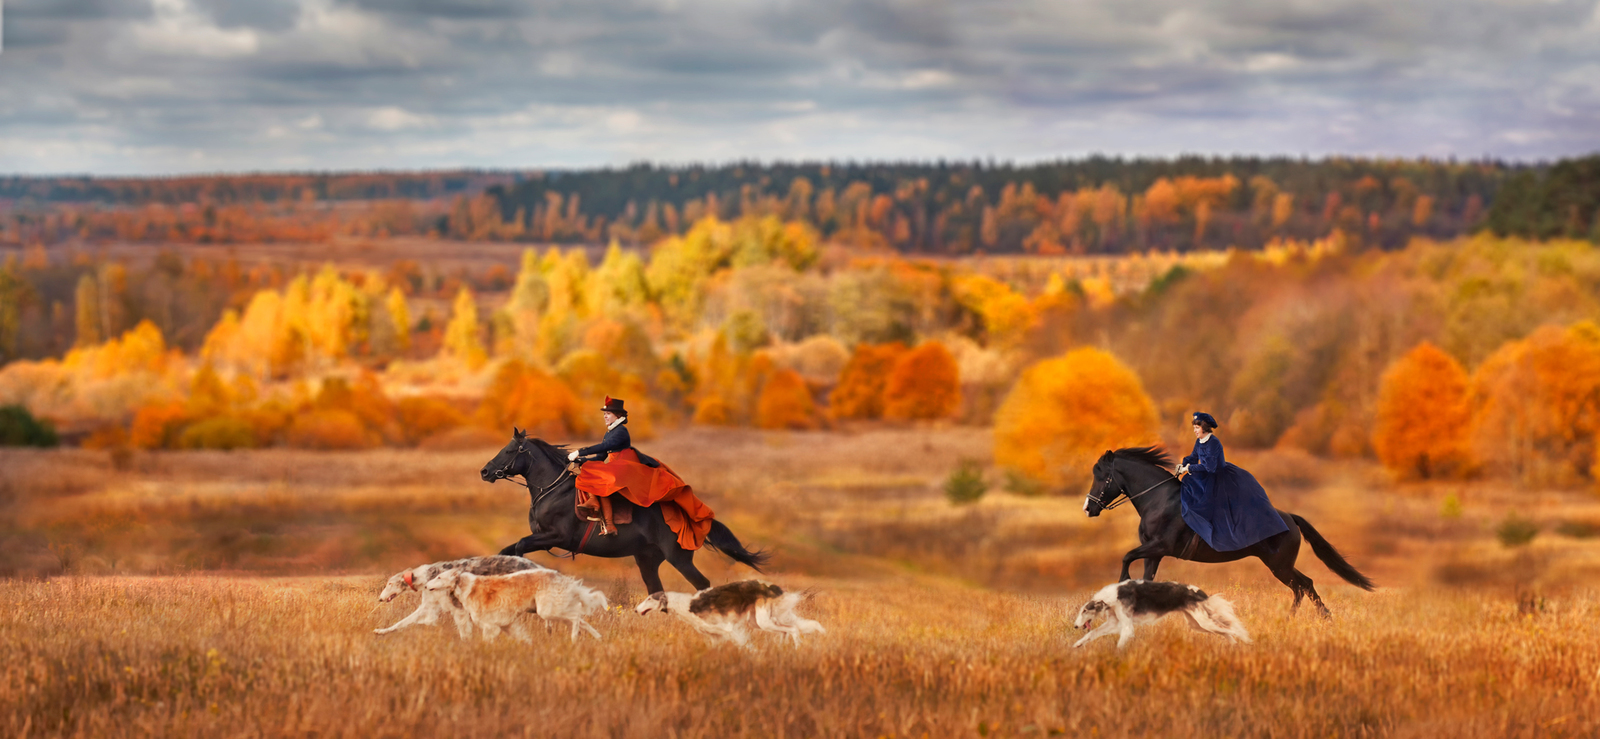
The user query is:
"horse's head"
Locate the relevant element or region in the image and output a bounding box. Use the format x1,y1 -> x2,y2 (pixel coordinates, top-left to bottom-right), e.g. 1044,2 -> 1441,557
1085,446 -> 1174,517
481,427 -> 532,482
1085,450 -> 1123,518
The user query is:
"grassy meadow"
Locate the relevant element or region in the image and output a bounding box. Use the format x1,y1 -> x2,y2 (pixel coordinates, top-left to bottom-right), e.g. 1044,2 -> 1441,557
5,428 -> 1600,737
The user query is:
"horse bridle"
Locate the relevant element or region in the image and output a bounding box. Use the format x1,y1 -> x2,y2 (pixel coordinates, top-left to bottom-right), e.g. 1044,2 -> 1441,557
491,444 -> 574,505
1089,461 -> 1178,511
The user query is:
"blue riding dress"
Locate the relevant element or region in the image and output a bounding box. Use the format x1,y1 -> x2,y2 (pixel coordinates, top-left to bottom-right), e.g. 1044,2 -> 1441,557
1179,435 -> 1290,552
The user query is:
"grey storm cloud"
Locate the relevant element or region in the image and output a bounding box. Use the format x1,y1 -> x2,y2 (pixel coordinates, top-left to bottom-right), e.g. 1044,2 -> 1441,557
0,0 -> 1596,174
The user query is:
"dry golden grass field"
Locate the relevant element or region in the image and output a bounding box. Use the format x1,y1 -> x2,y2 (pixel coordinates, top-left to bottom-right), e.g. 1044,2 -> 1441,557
5,428 -> 1600,737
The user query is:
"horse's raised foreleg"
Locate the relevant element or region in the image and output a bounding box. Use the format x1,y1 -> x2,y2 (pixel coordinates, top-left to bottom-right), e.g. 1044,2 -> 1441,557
499,532 -> 564,557
664,546 -> 712,591
1119,541 -> 1167,581
634,550 -> 666,594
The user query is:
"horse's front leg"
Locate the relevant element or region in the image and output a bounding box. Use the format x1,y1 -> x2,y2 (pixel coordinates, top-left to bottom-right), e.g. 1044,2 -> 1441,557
499,531 -> 563,557
1119,541 -> 1165,581
1142,555 -> 1164,581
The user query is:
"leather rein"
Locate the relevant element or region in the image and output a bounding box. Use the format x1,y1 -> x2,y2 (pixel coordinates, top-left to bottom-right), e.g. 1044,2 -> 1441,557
1091,465 -> 1180,511
492,445 -> 575,506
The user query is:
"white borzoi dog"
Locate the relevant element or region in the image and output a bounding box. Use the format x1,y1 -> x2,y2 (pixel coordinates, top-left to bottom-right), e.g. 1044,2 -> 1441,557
426,567 -> 609,643
374,555 -> 548,638
1072,580 -> 1251,649
635,581 -> 825,649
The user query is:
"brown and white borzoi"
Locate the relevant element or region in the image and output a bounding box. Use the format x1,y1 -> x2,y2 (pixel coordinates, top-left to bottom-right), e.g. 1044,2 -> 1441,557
635,580 -> 825,648
1072,580 -> 1251,649
375,555 -> 549,637
426,567 -> 609,642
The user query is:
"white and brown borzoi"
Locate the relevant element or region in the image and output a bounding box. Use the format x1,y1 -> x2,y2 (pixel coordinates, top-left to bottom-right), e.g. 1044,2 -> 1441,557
375,555 -> 549,637
427,567 -> 609,642
1073,580 -> 1250,649
635,580 -> 825,648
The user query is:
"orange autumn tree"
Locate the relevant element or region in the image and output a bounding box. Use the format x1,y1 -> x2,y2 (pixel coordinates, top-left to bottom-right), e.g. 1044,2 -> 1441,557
476,360 -> 590,438
1372,342 -> 1473,479
756,368 -> 818,429
994,347 -> 1159,490
1471,322 -> 1600,487
828,342 -> 908,419
882,341 -> 961,421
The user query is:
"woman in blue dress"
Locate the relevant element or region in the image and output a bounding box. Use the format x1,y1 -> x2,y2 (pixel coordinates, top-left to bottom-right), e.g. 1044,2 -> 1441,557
1176,412 -> 1289,552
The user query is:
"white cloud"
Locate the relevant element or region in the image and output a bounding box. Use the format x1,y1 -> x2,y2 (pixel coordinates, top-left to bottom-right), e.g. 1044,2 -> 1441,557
367,106 -> 434,131
127,0 -> 260,59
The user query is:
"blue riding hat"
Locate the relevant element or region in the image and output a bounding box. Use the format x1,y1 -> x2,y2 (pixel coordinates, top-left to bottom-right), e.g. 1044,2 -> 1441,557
1192,412 -> 1219,429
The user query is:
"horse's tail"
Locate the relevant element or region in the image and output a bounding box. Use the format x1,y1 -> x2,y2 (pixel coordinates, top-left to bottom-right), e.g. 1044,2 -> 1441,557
1291,514 -> 1376,591
704,519 -> 771,572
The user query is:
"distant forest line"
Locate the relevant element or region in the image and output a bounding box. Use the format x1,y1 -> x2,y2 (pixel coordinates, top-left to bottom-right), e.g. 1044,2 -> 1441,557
1,154 -> 1596,254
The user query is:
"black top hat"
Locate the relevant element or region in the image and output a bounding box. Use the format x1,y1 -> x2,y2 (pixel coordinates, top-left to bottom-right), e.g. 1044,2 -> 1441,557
601,396 -> 627,416
1192,412 -> 1219,429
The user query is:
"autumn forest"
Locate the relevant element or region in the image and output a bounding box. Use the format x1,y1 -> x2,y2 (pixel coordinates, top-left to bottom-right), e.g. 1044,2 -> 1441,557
2,155 -> 1600,492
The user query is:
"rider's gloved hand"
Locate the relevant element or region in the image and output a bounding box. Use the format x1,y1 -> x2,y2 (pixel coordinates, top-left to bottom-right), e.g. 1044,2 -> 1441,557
568,450 -> 580,461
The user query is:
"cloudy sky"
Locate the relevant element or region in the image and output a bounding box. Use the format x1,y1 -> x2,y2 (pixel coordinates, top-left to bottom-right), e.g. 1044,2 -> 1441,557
3,0 -> 1599,175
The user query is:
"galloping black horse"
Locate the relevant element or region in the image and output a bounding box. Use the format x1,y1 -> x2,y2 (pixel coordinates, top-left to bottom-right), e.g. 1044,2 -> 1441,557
481,428 -> 769,594
1085,447 -> 1374,616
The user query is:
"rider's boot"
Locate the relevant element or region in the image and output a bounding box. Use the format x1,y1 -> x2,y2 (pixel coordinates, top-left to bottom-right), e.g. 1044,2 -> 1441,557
599,496 -> 617,536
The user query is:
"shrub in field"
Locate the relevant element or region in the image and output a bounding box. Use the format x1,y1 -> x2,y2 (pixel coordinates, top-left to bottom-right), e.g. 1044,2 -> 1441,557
286,409 -> 376,450
829,342 -> 907,419
0,404 -> 58,447
177,416 -> 259,450
994,347 -> 1159,489
944,459 -> 987,504
756,368 -> 818,430
1496,513 -> 1539,547
1471,322 -> 1600,486
883,341 -> 961,421
129,402 -> 189,449
1373,342 -> 1474,480
395,396 -> 466,446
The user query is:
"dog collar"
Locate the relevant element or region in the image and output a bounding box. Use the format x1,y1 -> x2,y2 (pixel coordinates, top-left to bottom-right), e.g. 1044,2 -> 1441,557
403,571 -> 415,589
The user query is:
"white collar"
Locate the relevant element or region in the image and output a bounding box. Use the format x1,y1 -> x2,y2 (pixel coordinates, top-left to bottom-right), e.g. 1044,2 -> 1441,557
1198,433 -> 1213,443
607,416 -> 627,431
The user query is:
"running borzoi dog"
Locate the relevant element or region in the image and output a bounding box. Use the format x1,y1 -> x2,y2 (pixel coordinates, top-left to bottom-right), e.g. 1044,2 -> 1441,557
1072,580 -> 1251,649
635,581 -> 825,649
426,567 -> 609,643
374,555 -> 548,638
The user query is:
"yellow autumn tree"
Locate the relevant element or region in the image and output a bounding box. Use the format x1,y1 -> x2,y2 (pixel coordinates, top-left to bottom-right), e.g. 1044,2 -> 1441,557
994,347 -> 1159,489
385,286 -> 411,354
441,288 -> 487,369
756,368 -> 818,430
882,341 -> 961,421
828,342 -> 908,419
951,275 -> 1036,347
1372,342 -> 1473,480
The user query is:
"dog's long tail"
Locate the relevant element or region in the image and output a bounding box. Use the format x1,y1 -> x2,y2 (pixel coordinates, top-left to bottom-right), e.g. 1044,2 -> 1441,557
1291,514 -> 1376,591
1192,595 -> 1250,643
705,520 -> 771,571
574,582 -> 609,613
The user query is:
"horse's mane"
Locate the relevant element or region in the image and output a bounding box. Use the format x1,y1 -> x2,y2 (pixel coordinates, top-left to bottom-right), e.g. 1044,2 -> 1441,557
522,437 -> 571,466
1112,446 -> 1174,471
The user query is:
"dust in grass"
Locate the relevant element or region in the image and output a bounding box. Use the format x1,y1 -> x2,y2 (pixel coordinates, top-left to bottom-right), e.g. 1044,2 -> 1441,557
3,576 -> 1600,738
